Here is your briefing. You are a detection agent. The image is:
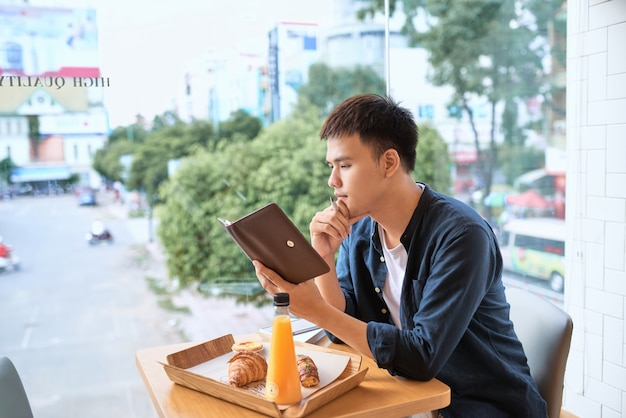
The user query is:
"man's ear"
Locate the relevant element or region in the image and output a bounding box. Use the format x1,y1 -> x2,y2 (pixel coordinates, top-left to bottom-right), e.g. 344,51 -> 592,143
381,149 -> 401,177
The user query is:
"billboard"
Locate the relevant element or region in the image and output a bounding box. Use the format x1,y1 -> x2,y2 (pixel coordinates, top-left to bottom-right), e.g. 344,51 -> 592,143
0,5 -> 99,77
39,111 -> 109,135
10,165 -> 72,183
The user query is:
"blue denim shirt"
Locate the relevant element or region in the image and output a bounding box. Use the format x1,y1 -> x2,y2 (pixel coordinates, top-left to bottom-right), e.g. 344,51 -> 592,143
329,185 -> 547,417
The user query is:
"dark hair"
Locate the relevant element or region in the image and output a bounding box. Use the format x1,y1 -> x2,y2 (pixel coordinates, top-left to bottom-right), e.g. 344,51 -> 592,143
319,94 -> 418,172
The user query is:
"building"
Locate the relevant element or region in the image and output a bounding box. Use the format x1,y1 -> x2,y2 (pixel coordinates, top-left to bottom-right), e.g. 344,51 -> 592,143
267,21 -> 320,122
0,4 -> 107,191
179,50 -> 268,126
179,20 -> 320,127
323,21 -> 407,81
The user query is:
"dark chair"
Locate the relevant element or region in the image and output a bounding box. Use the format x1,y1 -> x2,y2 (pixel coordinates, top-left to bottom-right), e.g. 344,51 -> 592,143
0,356 -> 34,418
506,288 -> 573,418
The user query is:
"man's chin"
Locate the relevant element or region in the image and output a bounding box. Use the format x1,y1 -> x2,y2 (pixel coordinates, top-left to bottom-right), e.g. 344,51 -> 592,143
348,208 -> 370,222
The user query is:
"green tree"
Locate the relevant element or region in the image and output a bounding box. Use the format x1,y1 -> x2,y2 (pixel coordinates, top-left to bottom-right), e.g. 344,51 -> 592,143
92,139 -> 137,181
124,110 -> 256,204
417,1 -> 539,204
414,123 -> 452,194
218,109 -> 262,141
0,157 -> 18,185
151,110 -> 183,131
107,124 -> 148,143
157,103 -> 326,292
26,115 -> 41,160
358,0 -> 563,213
297,63 -> 386,117
126,121 -> 210,206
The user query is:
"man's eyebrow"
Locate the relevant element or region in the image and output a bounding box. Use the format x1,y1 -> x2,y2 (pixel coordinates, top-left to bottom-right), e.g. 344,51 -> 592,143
326,156 -> 350,164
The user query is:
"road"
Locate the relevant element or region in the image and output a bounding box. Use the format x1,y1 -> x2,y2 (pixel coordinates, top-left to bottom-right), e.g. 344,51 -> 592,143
0,191 -> 278,418
0,193 -> 184,418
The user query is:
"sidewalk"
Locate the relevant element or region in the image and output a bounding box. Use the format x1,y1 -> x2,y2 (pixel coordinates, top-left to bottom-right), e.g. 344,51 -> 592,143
102,191 -> 166,271
102,191 -> 275,342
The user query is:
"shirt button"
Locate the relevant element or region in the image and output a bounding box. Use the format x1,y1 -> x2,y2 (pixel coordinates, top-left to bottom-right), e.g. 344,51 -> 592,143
375,287 -> 381,293
381,308 -> 387,314
380,256 -> 385,262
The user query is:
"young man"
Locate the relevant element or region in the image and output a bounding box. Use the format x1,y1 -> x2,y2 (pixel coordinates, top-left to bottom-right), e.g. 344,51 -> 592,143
254,94 -> 547,417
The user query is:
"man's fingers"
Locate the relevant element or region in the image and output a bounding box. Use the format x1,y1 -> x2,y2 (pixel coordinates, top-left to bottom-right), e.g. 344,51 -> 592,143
254,261 -> 285,291
314,209 -> 351,239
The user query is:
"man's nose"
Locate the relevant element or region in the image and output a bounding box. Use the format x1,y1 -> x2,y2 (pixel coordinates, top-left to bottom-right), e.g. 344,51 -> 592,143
328,168 -> 340,189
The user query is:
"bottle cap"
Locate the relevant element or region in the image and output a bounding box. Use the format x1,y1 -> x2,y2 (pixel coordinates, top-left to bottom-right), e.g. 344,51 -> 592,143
274,292 -> 289,306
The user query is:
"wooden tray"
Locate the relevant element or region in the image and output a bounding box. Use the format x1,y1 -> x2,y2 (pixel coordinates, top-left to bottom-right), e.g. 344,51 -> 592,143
161,334 -> 367,418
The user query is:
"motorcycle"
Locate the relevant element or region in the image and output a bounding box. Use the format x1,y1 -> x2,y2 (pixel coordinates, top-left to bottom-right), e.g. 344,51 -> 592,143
86,230 -> 114,245
0,243 -> 21,272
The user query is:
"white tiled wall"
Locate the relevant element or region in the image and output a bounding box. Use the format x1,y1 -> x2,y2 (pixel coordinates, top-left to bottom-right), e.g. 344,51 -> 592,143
566,1 -> 626,416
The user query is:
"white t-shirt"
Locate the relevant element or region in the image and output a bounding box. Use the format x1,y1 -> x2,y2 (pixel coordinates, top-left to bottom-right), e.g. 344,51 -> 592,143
379,223 -> 408,328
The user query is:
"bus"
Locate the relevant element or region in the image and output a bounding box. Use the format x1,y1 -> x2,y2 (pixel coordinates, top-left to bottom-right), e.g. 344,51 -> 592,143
498,218 -> 566,293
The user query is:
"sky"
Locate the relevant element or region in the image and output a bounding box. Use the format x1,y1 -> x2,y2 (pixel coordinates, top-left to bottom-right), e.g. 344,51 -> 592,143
91,0 -> 335,127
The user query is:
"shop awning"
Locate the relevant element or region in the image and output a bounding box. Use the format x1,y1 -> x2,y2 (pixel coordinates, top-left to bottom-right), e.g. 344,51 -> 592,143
505,189 -> 552,209
10,166 -> 72,183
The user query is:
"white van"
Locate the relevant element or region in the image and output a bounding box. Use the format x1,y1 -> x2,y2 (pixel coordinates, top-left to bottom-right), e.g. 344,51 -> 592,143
498,218 -> 566,292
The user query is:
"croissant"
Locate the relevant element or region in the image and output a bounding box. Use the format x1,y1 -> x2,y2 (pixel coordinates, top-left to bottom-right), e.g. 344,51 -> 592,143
227,350 -> 268,387
297,354 -> 320,387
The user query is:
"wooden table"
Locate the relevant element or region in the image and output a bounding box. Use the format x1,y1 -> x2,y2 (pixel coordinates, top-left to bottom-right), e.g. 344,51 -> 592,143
136,335 -> 450,418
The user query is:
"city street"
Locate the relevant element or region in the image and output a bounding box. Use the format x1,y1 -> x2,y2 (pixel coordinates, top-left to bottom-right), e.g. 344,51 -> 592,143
0,192 -> 273,418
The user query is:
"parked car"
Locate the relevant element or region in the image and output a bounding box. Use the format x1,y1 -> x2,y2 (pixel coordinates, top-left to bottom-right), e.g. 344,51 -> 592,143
77,188 -> 97,206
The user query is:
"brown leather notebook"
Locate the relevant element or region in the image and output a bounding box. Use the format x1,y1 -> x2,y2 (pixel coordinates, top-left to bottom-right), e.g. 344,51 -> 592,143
218,203 -> 330,284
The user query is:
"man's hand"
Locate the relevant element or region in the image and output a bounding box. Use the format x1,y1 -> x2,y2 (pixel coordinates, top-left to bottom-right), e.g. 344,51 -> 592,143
309,199 -> 367,259
253,260 -> 327,322
254,259 -> 373,359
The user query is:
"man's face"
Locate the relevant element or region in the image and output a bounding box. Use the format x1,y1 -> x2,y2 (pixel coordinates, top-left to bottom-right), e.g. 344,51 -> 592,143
326,133 -> 387,218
